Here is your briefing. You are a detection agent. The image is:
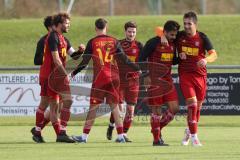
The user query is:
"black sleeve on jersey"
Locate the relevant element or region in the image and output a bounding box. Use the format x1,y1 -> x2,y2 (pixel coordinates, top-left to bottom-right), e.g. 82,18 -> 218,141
72,40 -> 93,76
138,37 -> 159,62
34,35 -> 46,65
48,31 -> 59,52
70,50 -> 84,60
64,37 -> 71,51
138,37 -> 159,76
172,48 -> 179,65
115,41 -> 140,72
199,32 -> 214,51
64,37 -> 84,60
136,41 -> 144,52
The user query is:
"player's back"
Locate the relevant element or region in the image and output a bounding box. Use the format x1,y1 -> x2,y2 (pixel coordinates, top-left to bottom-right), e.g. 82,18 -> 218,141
90,35 -> 119,84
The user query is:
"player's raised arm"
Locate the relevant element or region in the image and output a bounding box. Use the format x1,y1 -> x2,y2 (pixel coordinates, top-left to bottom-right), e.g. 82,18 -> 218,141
71,40 -> 92,76
64,37 -> 85,60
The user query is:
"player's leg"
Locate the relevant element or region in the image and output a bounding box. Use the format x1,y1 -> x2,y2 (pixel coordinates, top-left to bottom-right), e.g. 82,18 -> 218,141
106,103 -> 124,140
72,104 -> 99,143
106,87 -> 124,140
179,74 -> 200,146
43,108 -> 50,128
150,106 -> 168,146
31,79 -> 50,143
106,79 -> 126,143
31,96 -> 49,143
160,87 -> 179,131
195,76 -> 207,123
190,75 -> 207,146
110,103 -> 125,143
56,92 -> 75,143
122,82 -> 139,142
49,98 -> 60,136
72,86 -> 105,143
122,104 -> 134,142
41,96 -> 61,130
185,97 -> 202,146
160,100 -> 179,130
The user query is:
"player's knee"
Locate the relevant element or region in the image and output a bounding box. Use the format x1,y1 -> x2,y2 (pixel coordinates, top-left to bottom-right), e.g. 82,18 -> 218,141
186,98 -> 197,105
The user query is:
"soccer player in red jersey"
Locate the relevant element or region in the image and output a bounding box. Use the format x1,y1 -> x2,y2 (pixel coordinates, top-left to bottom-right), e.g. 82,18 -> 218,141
160,12 -> 218,146
31,15 -> 85,143
139,20 -> 180,146
32,13 -> 84,143
106,21 -> 143,142
31,16 -> 54,143
71,18 -> 141,143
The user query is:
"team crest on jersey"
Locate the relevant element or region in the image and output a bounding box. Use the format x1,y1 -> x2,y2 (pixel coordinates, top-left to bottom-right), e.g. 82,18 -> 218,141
195,41 -> 200,46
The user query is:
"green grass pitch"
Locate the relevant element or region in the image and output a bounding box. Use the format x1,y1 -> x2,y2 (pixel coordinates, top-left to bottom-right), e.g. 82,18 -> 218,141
0,116 -> 240,160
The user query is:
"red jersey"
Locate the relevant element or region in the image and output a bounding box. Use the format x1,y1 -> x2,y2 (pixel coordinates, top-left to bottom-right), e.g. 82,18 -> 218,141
39,31 -> 68,80
139,36 -> 179,82
177,31 -> 214,76
84,35 -> 121,85
148,41 -> 176,80
118,39 -> 142,82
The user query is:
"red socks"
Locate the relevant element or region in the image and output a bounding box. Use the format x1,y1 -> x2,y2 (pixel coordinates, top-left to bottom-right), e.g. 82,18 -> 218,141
41,117 -> 50,129
188,103 -> 198,134
151,114 -> 161,143
35,107 -> 46,135
83,121 -> 92,134
116,125 -> 124,134
52,121 -> 60,135
160,109 -> 174,130
123,115 -> 133,133
59,107 -> 71,134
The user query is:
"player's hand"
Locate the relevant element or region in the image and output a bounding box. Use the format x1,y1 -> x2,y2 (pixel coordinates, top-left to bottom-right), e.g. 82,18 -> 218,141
179,52 -> 187,60
144,76 -> 151,89
160,35 -> 169,46
78,44 -> 85,53
197,58 -> 207,68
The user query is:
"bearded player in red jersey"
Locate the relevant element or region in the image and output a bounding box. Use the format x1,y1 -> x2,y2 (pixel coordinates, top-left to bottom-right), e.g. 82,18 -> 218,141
139,20 -> 180,146
178,12 -> 217,147
161,12 -> 218,146
31,15 -> 84,143
71,18 -> 141,143
32,13 -> 84,143
106,21 -> 143,142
